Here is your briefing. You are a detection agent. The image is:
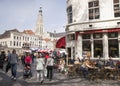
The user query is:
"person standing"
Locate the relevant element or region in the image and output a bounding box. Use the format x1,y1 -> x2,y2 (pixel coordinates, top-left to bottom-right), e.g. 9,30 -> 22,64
31,52 -> 35,63
25,52 -> 32,65
21,52 -> 26,66
35,52 -> 45,84
45,54 -> 54,81
24,52 -> 32,77
0,51 -> 6,70
5,50 -> 11,73
9,49 -> 19,81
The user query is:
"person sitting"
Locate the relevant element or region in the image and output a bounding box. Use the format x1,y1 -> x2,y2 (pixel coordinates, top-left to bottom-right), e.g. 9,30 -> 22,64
116,60 -> 120,68
116,60 -> 120,74
105,57 -> 115,68
74,57 -> 81,64
95,58 -> 104,69
80,58 -> 94,78
59,58 -> 65,72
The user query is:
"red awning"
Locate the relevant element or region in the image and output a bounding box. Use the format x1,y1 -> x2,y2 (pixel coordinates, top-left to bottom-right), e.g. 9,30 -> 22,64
56,37 -> 66,49
78,28 -> 120,34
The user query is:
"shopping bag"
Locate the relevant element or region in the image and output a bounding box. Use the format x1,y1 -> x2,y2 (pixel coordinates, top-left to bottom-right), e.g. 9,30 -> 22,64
44,68 -> 47,77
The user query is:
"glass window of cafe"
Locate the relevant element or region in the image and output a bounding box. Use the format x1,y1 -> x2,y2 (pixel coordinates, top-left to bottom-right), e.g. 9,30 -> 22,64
108,32 -> 118,58
82,34 -> 91,57
93,33 -> 103,58
67,34 -> 75,41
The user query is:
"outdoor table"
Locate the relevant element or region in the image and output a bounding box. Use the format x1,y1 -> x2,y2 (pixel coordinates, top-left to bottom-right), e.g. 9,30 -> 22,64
104,66 -> 116,70
104,66 -> 117,79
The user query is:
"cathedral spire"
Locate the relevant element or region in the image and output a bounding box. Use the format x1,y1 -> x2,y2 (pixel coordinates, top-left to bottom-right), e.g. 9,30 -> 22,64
39,7 -> 42,15
35,7 -> 44,36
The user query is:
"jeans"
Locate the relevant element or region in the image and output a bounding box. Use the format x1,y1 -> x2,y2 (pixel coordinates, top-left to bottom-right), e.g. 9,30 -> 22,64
11,63 -> 17,78
80,66 -> 89,78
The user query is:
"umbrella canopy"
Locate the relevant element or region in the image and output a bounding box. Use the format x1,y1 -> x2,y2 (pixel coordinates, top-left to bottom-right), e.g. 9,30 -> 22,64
30,48 -> 39,51
38,49 -> 52,53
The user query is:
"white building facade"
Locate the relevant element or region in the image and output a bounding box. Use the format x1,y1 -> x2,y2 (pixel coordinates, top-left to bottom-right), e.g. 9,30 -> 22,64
66,0 -> 120,60
0,29 -> 42,53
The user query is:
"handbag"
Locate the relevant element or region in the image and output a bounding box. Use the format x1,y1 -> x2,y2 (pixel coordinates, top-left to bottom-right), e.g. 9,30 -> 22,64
44,68 -> 47,77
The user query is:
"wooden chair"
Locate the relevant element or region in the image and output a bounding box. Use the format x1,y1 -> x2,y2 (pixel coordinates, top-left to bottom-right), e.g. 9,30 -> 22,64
67,65 -> 77,78
103,67 -> 117,80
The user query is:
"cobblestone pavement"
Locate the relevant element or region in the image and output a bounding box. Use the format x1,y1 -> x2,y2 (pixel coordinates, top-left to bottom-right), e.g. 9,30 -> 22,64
0,63 -> 120,86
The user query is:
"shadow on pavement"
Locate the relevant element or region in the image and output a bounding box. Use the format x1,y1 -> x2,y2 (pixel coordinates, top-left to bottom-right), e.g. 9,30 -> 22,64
0,70 -> 29,86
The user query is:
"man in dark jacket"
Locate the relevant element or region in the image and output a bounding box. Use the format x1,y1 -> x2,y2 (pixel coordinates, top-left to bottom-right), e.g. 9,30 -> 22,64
5,50 -> 11,73
0,51 -> 6,69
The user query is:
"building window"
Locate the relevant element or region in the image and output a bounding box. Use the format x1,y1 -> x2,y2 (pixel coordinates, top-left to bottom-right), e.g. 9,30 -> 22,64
67,5 -> 73,23
83,41 -> 91,51
17,41 -> 18,46
14,41 -> 16,46
82,34 -> 91,57
94,40 -> 103,57
88,0 -> 100,20
108,32 -> 118,38
19,42 -> 21,46
82,34 -> 91,39
17,36 -> 19,40
23,36 -> 24,40
93,33 -> 103,57
113,0 -> 120,17
10,41 -> 12,46
108,39 -> 118,58
108,32 -> 118,58
14,36 -> 16,39
82,41 -> 91,57
93,33 -> 102,39
67,34 -> 75,41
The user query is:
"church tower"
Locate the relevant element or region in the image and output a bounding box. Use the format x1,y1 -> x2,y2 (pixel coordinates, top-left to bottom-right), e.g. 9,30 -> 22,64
35,7 -> 44,36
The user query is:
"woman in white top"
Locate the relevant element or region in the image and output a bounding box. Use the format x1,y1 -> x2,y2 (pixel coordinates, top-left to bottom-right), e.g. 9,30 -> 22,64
45,55 -> 54,81
35,53 -> 45,84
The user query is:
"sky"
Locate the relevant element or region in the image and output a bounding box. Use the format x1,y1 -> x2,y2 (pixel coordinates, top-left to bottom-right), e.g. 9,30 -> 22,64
0,0 -> 66,34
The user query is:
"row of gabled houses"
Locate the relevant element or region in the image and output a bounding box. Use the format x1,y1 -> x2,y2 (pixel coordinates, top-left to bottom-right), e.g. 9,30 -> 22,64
0,28 -> 66,54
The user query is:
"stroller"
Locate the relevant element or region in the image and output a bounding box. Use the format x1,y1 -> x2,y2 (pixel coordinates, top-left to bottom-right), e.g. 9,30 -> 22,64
23,63 -> 32,79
